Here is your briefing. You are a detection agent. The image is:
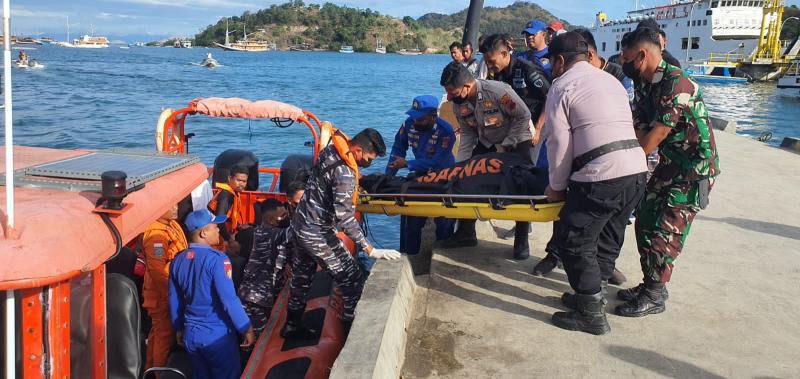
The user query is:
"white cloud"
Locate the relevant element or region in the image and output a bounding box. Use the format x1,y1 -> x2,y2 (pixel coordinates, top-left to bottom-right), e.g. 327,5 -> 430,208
3,6 -> 69,19
98,12 -> 137,19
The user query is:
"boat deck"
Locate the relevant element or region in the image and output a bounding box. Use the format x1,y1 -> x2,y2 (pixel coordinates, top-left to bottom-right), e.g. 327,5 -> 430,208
397,130 -> 800,378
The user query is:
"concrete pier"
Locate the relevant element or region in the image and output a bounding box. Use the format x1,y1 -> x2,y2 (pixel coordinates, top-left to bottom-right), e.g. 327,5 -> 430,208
337,130 -> 800,378
397,130 -> 800,378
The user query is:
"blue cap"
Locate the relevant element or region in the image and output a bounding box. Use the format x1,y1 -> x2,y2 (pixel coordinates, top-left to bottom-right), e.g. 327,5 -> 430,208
406,95 -> 439,121
185,209 -> 227,232
523,20 -> 547,35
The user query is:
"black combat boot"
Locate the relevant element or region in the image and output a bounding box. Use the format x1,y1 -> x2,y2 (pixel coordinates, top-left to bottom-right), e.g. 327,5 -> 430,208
617,282 -> 669,302
512,222 -> 530,260
532,253 -> 559,276
552,292 -> 611,335
608,269 -> 627,285
615,281 -> 667,317
280,309 -> 321,340
439,220 -> 478,249
561,281 -> 608,310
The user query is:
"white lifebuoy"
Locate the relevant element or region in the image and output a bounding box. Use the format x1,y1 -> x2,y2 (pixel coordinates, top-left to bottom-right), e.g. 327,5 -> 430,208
155,108 -> 174,152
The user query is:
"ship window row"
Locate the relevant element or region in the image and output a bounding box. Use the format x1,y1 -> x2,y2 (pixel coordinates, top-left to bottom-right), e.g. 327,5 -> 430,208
711,18 -> 760,26
687,19 -> 709,26
681,37 -> 700,50
612,27 -> 632,33
711,1 -> 765,7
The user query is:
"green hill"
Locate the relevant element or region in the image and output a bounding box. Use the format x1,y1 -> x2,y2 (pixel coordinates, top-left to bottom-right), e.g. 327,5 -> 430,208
418,1 -> 569,37
193,1 -> 569,53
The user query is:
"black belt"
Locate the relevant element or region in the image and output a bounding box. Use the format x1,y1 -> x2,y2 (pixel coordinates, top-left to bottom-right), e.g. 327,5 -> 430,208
572,139 -> 641,173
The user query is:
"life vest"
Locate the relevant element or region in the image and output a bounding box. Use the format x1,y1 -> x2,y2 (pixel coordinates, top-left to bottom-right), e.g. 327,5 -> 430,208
330,129 -> 360,205
208,182 -> 244,234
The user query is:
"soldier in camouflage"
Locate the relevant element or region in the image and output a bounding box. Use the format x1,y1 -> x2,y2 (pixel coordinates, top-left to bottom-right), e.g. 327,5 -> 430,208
615,28 -> 720,317
281,128 -> 401,340
238,199 -> 291,338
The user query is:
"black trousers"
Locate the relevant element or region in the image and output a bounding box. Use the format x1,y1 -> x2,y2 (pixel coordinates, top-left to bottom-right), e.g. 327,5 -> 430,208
456,141 -> 533,239
551,172 -> 646,295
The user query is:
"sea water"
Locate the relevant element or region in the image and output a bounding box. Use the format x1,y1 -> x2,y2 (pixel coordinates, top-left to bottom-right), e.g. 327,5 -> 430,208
6,46 -> 799,247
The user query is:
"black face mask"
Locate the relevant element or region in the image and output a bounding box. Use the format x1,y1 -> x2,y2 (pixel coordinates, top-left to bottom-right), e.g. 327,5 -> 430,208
451,96 -> 467,105
359,158 -> 373,168
414,121 -> 434,132
277,218 -> 291,228
622,56 -> 642,82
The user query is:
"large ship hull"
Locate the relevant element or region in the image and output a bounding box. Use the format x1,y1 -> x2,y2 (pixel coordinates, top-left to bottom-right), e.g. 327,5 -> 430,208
591,0 -> 764,66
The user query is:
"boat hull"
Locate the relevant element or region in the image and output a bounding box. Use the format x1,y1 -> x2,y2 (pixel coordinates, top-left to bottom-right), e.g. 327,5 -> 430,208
214,42 -> 268,52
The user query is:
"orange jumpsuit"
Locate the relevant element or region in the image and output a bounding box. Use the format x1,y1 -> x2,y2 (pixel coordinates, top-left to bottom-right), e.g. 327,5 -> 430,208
142,219 -> 188,369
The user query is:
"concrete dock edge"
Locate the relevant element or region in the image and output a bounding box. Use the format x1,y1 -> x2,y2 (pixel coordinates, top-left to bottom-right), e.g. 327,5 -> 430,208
330,255 -> 416,379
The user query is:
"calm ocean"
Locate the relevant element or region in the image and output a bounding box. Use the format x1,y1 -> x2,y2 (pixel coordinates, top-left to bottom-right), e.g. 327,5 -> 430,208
8,46 -> 799,247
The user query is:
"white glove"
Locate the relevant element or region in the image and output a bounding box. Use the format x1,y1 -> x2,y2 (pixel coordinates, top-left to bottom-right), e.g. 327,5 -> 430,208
370,249 -> 402,260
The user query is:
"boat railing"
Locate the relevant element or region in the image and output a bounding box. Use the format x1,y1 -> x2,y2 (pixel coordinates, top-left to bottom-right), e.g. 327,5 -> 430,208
708,52 -> 744,63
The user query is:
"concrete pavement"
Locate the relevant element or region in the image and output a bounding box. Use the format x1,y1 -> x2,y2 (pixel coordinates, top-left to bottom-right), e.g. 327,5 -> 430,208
401,131 -> 800,378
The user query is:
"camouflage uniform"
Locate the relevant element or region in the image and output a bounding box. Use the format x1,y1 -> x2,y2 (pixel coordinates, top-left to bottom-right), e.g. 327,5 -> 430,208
238,224 -> 291,336
632,60 -> 720,283
287,144 -> 368,322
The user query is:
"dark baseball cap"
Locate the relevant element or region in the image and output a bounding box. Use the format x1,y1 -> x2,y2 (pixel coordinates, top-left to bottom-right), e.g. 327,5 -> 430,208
546,31 -> 589,59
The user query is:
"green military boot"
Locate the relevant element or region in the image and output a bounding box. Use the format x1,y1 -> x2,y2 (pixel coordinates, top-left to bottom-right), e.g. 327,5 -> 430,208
615,282 -> 667,317
552,292 -> 611,335
561,281 -> 608,310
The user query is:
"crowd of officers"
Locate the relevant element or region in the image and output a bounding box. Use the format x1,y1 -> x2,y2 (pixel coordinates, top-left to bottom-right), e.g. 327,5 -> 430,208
138,16 -> 720,378
394,17 -> 718,336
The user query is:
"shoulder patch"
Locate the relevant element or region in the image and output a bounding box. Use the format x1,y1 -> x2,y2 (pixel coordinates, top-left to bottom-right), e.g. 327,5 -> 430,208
442,136 -> 451,149
153,243 -> 165,258
539,58 -> 550,67
500,94 -> 516,111
223,259 -> 232,279
186,250 -> 195,260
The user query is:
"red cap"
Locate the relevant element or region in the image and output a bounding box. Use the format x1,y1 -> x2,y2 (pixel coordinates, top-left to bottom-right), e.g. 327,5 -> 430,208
548,21 -> 564,31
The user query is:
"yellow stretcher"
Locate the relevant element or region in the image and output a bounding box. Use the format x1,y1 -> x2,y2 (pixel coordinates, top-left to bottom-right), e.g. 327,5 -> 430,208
357,193 -> 563,222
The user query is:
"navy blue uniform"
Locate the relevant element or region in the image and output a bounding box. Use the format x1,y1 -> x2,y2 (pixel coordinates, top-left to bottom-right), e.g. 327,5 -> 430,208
169,243 -> 251,379
515,47 -> 552,78
386,117 -> 456,254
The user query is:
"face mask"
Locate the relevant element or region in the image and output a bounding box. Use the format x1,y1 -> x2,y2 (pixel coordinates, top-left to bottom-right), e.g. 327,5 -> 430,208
277,218 -> 291,228
359,157 -> 373,168
622,54 -> 642,82
451,96 -> 467,105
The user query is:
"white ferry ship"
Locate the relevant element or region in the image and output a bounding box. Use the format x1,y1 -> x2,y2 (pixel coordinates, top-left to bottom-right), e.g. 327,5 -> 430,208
591,0 -> 769,64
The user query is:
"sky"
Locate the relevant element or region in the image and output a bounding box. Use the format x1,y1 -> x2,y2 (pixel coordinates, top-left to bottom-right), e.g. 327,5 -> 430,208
3,0 -> 800,40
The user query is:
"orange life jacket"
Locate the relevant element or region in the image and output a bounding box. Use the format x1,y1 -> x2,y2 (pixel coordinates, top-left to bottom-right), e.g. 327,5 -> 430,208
330,129 -> 360,205
142,219 -> 188,310
208,182 -> 244,234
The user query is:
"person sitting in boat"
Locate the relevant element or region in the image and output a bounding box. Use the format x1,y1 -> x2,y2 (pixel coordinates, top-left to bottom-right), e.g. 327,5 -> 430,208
201,53 -> 217,66
142,203 -> 188,370
169,209 -> 254,379
239,199 -> 292,339
386,95 -> 456,256
208,165 -> 249,253
18,49 -> 28,65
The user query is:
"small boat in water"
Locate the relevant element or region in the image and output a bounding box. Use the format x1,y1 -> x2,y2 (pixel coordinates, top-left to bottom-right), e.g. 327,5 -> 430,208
14,59 -> 44,69
687,63 -> 748,85
200,53 -> 220,68
777,60 -> 800,98
289,43 -> 312,52
397,48 -> 422,56
375,38 -> 386,54
339,45 -> 354,53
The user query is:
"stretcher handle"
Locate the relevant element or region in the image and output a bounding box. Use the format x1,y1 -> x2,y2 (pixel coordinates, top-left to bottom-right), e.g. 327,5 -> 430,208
358,193 -> 549,201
